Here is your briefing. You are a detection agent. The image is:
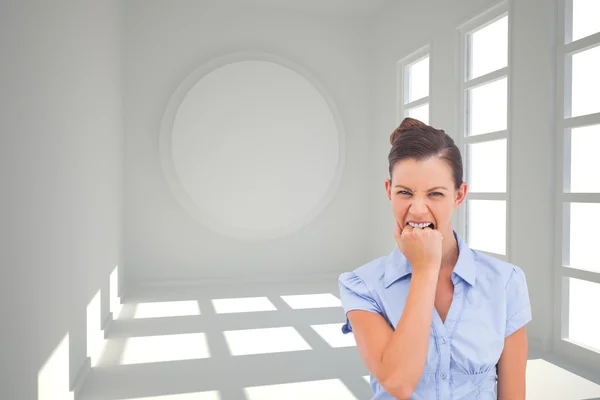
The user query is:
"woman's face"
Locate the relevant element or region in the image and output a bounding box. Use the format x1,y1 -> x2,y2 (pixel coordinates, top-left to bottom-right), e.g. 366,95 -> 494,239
385,157 -> 467,235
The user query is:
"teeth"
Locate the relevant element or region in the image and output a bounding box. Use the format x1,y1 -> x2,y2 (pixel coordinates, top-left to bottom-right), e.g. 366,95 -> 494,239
408,222 -> 433,229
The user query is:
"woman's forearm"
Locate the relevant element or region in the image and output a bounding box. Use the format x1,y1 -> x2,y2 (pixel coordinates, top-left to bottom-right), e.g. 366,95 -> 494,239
379,269 -> 439,398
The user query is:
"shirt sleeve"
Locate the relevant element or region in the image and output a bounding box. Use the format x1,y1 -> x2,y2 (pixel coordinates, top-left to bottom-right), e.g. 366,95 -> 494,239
338,271 -> 382,334
505,266 -> 532,337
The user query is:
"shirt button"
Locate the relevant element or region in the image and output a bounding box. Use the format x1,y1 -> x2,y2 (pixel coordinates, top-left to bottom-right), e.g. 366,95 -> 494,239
441,372 -> 448,380
441,336 -> 448,344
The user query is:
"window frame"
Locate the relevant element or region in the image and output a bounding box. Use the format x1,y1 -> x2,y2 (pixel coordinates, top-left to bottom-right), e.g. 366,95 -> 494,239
554,0 -> 600,371
456,1 -> 511,261
397,44 -> 431,126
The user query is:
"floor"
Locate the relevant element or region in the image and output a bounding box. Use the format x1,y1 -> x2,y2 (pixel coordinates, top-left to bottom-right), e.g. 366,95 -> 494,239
78,280 -> 600,400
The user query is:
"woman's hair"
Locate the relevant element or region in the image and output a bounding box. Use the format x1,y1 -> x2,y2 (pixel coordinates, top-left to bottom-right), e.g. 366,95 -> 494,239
388,117 -> 463,189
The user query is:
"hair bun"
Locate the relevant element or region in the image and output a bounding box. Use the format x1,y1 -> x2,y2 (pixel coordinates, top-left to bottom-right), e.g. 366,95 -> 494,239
389,117 -> 428,145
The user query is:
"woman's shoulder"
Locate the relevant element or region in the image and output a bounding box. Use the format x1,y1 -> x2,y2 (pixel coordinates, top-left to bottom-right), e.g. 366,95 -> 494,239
469,250 -> 532,334
471,249 -> 528,287
338,252 -> 391,292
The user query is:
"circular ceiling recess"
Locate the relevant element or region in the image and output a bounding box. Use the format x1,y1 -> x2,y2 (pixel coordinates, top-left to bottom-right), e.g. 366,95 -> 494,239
159,54 -> 345,241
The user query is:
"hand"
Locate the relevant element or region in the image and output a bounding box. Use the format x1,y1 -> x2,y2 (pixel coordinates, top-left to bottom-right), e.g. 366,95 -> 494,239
394,222 -> 443,275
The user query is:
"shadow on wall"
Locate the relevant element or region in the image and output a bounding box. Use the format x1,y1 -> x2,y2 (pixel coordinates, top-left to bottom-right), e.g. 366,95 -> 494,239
38,265 -> 122,400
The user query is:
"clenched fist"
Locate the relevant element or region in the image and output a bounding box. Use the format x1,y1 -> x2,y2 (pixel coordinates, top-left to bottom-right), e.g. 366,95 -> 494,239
394,222 -> 443,275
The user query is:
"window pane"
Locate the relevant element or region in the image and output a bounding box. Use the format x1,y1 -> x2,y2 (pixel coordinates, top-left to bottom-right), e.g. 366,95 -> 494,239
406,56 -> 429,103
572,0 -> 600,42
567,202 -> 600,273
568,124 -> 600,193
467,77 -> 508,136
405,103 -> 429,125
568,278 -> 600,352
467,199 -> 506,255
571,45 -> 600,118
468,15 -> 508,80
468,139 -> 507,193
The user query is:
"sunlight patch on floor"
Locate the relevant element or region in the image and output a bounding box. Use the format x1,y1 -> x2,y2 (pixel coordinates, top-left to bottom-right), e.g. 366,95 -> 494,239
133,301 -> 201,319
120,333 -> 210,365
244,379 -> 358,400
212,297 -> 277,314
280,293 -> 342,309
311,323 -> 356,348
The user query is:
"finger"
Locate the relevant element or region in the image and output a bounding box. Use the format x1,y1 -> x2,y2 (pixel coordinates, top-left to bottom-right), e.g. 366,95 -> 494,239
402,224 -> 413,235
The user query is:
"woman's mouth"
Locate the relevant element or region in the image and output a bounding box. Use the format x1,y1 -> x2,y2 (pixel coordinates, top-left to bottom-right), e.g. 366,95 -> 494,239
407,221 -> 435,229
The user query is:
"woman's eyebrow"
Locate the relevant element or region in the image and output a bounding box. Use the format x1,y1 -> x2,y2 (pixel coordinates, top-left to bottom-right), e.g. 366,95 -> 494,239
394,185 -> 413,190
393,185 -> 448,191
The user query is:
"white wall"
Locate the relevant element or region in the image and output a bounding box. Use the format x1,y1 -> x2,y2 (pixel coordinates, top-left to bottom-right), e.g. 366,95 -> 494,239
123,0 -> 373,284
369,0 -> 557,350
0,1 -> 123,399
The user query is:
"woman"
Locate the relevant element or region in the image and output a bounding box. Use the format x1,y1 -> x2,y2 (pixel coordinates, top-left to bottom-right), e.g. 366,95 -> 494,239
338,118 -> 531,400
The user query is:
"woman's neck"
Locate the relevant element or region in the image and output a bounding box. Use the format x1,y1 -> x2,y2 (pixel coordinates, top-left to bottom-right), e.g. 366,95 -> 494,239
440,229 -> 459,269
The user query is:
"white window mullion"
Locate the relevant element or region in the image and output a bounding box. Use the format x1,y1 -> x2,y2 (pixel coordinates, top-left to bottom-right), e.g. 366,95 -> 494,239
562,267 -> 600,285
563,193 -> 600,202
464,67 -> 508,91
462,129 -> 507,144
564,31 -> 600,56
404,96 -> 429,110
466,193 -> 507,201
563,112 -> 600,129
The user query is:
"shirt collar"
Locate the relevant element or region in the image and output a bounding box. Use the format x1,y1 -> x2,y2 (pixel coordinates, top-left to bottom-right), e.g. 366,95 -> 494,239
383,231 -> 477,288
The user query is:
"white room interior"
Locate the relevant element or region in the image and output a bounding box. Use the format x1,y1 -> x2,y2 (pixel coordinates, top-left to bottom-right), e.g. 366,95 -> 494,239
1,0 -> 599,399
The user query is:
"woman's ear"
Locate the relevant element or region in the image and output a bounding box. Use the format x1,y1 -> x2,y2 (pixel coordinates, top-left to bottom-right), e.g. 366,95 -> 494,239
385,178 -> 392,201
454,182 -> 468,209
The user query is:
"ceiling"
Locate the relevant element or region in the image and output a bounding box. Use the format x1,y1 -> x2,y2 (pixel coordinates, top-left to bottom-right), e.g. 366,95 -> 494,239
222,0 -> 392,17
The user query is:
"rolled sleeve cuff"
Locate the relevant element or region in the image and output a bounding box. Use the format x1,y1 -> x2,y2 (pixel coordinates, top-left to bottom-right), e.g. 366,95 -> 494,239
505,303 -> 532,337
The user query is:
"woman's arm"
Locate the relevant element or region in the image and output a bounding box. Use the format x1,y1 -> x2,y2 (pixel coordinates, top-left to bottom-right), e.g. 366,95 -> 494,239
497,325 -> 528,400
347,270 -> 438,400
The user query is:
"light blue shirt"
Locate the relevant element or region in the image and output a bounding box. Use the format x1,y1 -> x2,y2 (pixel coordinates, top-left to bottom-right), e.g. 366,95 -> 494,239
338,231 -> 532,400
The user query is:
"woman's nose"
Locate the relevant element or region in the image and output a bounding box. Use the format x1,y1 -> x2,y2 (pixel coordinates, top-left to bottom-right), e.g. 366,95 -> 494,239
409,199 -> 428,214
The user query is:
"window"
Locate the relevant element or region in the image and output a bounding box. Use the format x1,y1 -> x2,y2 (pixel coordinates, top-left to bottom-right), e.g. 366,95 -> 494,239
398,46 -> 430,125
570,0 -> 600,42
557,0 -> 600,364
458,4 -> 510,258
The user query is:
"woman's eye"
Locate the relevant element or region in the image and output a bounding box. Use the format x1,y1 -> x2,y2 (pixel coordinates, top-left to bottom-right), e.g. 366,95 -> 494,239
398,190 -> 411,195
430,192 -> 443,196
